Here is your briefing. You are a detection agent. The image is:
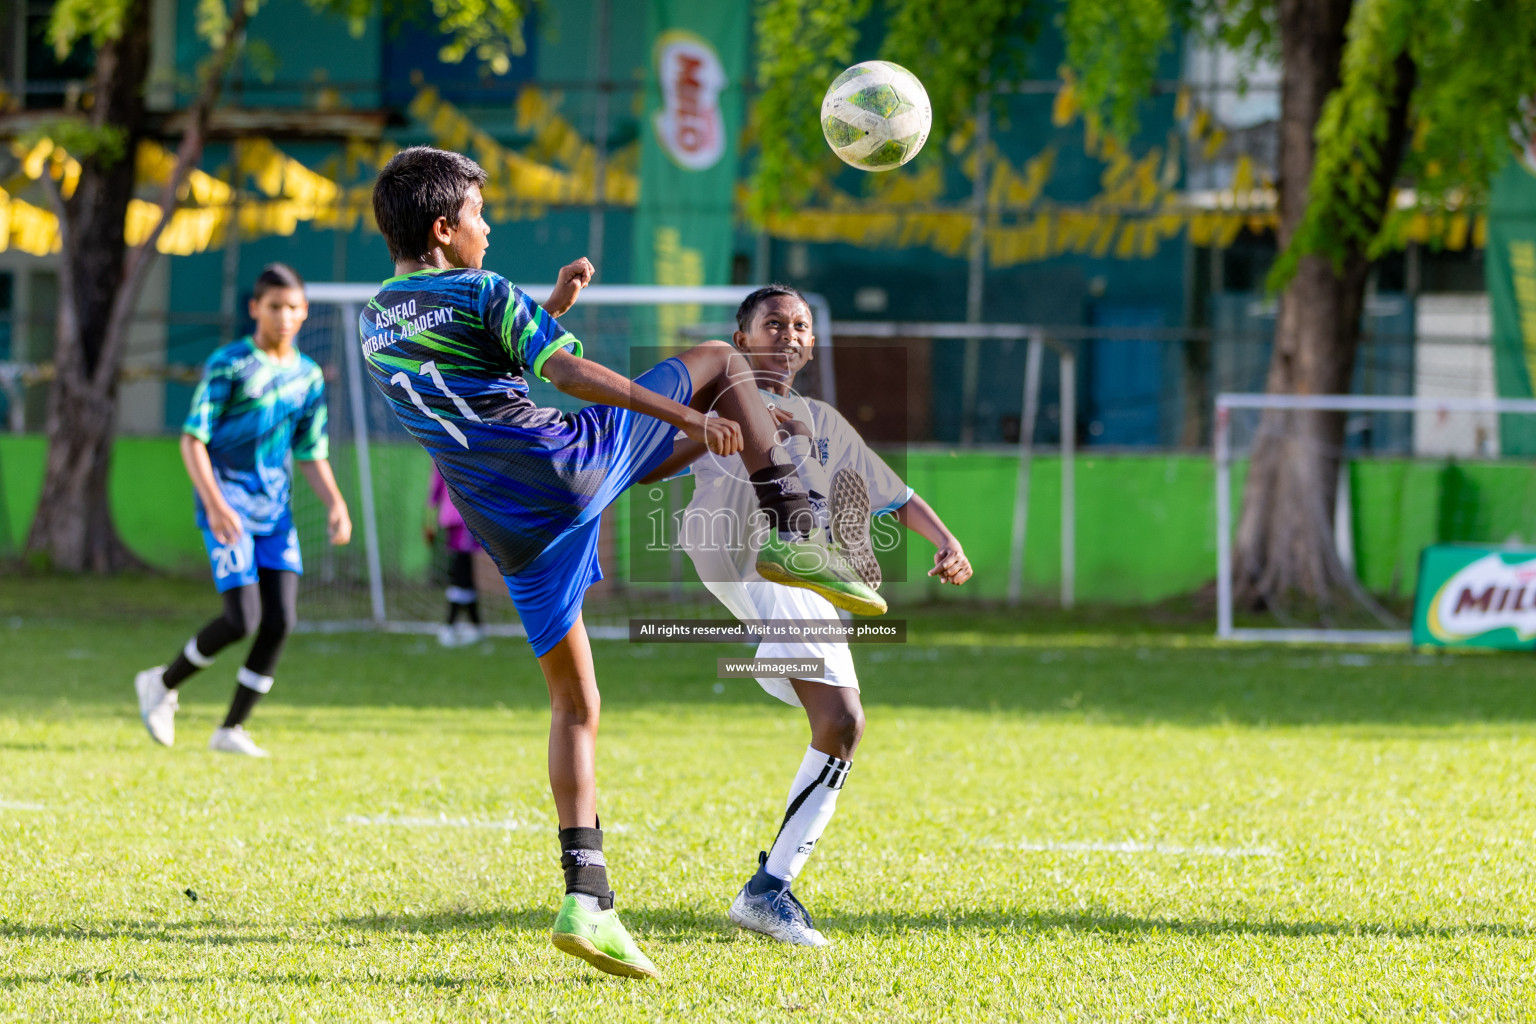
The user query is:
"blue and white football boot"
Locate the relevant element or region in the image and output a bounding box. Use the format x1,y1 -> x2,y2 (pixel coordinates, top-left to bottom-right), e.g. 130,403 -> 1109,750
727,853 -> 830,947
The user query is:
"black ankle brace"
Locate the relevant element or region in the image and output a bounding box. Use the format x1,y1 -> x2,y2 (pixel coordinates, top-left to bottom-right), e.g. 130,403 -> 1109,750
558,826 -> 614,910
750,465 -> 814,536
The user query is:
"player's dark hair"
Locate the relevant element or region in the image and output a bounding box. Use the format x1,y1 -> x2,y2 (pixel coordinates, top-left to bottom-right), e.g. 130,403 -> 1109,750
250,262 -> 304,301
735,284 -> 811,333
372,146 -> 489,264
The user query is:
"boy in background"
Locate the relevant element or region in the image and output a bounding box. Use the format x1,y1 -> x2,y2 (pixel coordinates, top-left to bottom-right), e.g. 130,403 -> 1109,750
425,466 -> 483,647
135,263 -> 351,757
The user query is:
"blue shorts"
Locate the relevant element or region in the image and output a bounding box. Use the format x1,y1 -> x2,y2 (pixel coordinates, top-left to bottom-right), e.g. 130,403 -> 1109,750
201,511 -> 303,592
505,357 -> 692,656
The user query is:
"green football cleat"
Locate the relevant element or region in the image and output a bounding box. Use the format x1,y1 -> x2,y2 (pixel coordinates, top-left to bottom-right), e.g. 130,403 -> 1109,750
550,894 -> 659,980
756,533 -> 888,616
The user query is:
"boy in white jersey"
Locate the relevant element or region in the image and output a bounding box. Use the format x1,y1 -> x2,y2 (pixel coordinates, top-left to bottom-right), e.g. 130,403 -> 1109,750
657,285 -> 972,945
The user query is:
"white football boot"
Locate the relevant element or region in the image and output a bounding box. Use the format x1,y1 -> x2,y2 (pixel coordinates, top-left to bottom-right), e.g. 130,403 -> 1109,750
727,855 -> 830,947
209,726 -> 269,757
728,883 -> 830,947
453,621 -> 485,646
134,666 -> 178,746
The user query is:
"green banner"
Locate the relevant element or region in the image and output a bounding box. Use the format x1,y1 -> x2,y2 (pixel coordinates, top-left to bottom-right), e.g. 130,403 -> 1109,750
631,0 -> 747,347
1485,159 -> 1536,453
1412,543 -> 1536,648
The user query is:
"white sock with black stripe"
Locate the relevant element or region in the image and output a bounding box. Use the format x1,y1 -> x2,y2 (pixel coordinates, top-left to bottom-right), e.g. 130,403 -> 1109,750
757,746 -> 851,890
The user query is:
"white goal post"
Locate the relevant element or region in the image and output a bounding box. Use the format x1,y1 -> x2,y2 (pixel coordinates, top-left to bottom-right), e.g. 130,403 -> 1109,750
1214,392 -> 1536,644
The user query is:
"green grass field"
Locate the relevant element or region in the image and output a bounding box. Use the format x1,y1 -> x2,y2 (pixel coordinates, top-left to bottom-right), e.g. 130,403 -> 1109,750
2,575 -> 1535,1021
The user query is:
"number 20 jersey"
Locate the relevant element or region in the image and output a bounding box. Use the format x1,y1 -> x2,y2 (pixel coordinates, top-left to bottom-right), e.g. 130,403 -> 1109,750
360,267 -> 601,576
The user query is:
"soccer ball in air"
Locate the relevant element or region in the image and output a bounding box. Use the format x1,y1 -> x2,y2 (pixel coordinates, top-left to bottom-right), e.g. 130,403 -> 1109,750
820,60 -> 933,172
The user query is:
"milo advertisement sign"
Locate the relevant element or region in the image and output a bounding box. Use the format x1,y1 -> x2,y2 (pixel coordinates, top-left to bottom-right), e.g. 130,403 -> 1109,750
1413,544 -> 1536,648
652,31 -> 728,171
630,0 -> 747,347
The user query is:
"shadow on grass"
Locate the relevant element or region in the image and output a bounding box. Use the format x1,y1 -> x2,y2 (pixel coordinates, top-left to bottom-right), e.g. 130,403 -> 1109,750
9,576 -> 1536,727
337,906 -> 553,934
0,918 -> 290,946
334,903 -> 1536,944
336,905 -> 737,944
0,968 -> 622,990
7,905 -> 1528,959
11,640 -> 1536,729
824,907 -> 1536,941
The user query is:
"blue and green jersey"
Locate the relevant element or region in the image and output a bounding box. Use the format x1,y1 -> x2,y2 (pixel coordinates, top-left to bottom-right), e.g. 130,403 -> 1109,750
183,337 -> 328,534
360,267 -> 616,576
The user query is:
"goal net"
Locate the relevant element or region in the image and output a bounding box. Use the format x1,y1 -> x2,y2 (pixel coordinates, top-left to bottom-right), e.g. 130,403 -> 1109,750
1215,392 -> 1536,643
288,284 -> 836,636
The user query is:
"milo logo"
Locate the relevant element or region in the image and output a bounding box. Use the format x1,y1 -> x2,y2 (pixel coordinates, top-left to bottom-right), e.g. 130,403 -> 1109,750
652,30 -> 726,171
1426,552 -> 1536,642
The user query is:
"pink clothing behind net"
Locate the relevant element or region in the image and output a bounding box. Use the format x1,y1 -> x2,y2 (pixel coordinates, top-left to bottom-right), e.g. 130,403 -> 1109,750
429,469 -> 478,553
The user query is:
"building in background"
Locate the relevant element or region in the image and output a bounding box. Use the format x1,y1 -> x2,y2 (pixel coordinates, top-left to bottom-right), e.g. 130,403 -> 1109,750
0,0 -> 1492,449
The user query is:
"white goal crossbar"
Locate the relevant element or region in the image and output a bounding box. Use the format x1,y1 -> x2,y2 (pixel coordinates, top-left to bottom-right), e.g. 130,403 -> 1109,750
303,283 -> 833,627
1214,392 -> 1536,645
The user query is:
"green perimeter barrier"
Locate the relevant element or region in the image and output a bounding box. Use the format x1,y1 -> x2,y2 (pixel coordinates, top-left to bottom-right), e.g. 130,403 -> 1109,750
1349,460 -> 1536,599
5,433 -> 1533,604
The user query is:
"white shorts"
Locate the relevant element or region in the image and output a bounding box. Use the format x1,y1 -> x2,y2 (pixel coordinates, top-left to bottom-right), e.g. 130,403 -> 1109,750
741,580 -> 860,707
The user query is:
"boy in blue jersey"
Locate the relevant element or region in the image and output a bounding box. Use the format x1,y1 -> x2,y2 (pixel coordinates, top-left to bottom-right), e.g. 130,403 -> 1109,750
134,264 -> 351,758
364,146 -> 882,980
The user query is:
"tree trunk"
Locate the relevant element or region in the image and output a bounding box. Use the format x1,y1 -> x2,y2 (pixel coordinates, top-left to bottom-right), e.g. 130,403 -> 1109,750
25,0 -> 153,571
25,0 -> 246,572
1232,0 -> 1414,612
32,372 -> 130,571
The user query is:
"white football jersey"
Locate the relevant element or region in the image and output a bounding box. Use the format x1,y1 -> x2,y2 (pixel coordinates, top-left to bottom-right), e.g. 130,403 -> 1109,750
681,390 -> 913,624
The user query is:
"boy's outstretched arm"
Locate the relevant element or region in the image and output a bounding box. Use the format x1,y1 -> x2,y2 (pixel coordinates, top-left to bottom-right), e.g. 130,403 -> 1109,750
639,405 -> 802,484
299,459 -> 353,545
894,494 -> 971,585
541,349 -> 744,456
544,258 -> 594,318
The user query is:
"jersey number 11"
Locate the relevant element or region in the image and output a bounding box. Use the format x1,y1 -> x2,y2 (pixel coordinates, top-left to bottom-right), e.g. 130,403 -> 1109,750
390,360 -> 482,448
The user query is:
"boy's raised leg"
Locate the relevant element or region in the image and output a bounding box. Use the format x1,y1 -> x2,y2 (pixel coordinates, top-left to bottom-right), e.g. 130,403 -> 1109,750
672,342 -> 886,615
673,340 -> 793,476
536,616 -> 658,979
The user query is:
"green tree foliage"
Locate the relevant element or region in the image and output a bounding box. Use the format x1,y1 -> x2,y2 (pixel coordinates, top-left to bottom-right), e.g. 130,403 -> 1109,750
1292,0 -> 1536,273
1060,0 -> 1177,139
751,0 -> 873,217
750,0 -> 1036,219
758,0 -> 1536,282
1062,0 -> 1275,137
46,0 -> 539,77
1059,0 -> 1536,284
44,0 -> 136,52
